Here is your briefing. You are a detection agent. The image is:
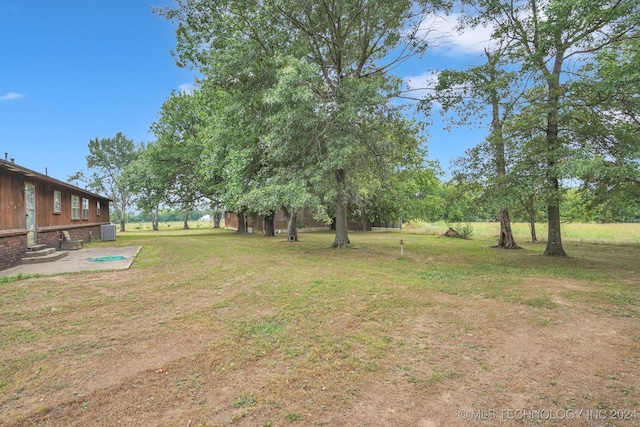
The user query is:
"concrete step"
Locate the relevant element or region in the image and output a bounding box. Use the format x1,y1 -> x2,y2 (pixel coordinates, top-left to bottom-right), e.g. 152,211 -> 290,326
24,247 -> 57,258
27,244 -> 47,252
21,251 -> 69,264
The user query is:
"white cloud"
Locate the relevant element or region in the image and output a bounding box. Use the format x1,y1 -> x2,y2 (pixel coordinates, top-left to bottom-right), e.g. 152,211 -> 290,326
178,83 -> 194,94
1,91 -> 24,101
402,71 -> 443,109
416,13 -> 495,56
405,71 -> 439,96
403,13 -> 495,102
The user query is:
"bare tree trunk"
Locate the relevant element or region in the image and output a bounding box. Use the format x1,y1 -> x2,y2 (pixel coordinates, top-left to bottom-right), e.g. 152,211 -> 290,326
282,207 -> 299,242
543,73 -> 566,256
543,153 -> 566,255
119,196 -> 126,232
360,205 -> 372,232
236,212 -> 246,234
529,219 -> 537,242
496,209 -> 519,248
213,211 -> 222,228
487,49 -> 518,250
264,212 -> 275,237
183,209 -> 189,229
521,195 -> 538,242
544,204 -> 566,256
528,197 -> 537,242
333,169 -> 351,248
152,208 -> 159,231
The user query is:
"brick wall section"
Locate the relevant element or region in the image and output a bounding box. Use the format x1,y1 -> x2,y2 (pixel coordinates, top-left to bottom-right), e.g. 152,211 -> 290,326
0,224 -> 110,271
0,232 -> 28,271
38,230 -> 64,250
74,225 -> 104,243
38,225 -> 106,250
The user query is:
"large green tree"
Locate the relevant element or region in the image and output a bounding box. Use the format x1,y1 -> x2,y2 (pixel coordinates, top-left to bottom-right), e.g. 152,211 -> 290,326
83,132 -> 140,232
197,61 -> 285,234
569,37 -> 640,220
149,91 -> 209,215
425,46 -> 523,248
125,143 -> 169,231
157,0 -> 442,247
471,0 -> 639,256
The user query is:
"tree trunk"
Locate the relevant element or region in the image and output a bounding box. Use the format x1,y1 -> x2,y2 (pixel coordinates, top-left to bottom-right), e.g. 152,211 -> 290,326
333,169 -> 351,248
264,212 -> 275,237
529,217 -> 537,243
213,211 -> 222,229
544,204 -> 566,256
282,207 -> 299,242
182,209 -> 189,230
543,67 -> 566,256
496,208 -> 519,249
360,205 -> 372,232
152,209 -> 159,231
236,212 -> 246,234
119,197 -> 126,232
521,195 -> 538,242
487,49 -> 518,250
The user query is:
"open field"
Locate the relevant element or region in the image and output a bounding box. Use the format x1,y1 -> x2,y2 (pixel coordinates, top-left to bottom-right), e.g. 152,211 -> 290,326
1,225 -> 639,426
130,220 -> 640,245
406,221 -> 640,246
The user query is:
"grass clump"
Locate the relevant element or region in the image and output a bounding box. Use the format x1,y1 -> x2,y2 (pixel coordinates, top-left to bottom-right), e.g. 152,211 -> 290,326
284,412 -> 304,422
232,393 -> 257,408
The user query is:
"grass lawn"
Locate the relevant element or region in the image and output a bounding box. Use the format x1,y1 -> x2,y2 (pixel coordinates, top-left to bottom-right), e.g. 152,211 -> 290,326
1,223 -> 639,426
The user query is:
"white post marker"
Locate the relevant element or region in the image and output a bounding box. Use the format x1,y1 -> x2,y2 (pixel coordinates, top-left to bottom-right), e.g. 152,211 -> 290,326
400,239 -> 404,256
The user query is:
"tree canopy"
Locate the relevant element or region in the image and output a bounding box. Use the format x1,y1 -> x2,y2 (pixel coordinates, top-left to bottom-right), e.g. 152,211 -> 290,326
77,132 -> 140,232
153,0 -> 445,246
425,0 -> 640,255
83,1 -> 639,246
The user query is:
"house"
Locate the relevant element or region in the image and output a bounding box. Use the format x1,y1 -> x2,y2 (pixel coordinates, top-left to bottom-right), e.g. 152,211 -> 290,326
223,209 -> 384,233
0,158 -> 111,271
224,209 -> 330,233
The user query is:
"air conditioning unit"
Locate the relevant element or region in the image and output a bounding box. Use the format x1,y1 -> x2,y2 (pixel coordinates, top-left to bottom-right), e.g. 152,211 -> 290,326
101,224 -> 117,241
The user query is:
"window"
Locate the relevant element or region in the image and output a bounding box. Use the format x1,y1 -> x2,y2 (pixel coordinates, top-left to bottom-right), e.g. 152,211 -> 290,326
71,195 -> 80,220
53,190 -> 61,214
82,198 -> 89,220
97,201 -> 101,216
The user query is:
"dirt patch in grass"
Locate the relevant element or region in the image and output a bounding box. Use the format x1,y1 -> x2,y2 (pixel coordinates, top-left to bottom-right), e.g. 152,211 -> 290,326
1,231 -> 639,426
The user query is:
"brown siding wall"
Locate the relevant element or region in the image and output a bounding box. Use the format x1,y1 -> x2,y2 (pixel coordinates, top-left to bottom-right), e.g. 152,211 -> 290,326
0,171 -> 26,230
225,212 -> 239,230
1,168 -> 110,231
246,215 -> 262,232
298,210 -> 330,229
34,180 -> 110,227
226,209 -> 330,232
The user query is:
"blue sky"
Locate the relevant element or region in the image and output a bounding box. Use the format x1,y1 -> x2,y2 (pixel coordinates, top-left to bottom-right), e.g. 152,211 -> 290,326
1,2 -> 490,185
1,1 -> 194,182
